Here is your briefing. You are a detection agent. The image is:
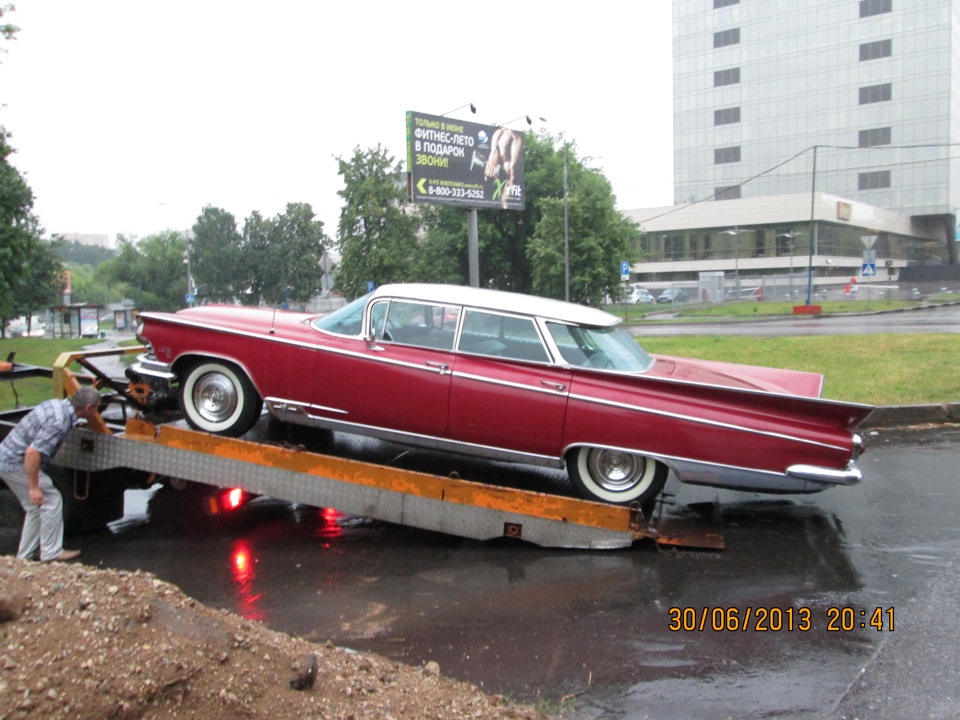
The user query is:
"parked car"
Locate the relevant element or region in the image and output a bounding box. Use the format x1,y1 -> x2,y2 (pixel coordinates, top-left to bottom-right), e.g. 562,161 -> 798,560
130,284 -> 871,506
626,285 -> 656,304
657,288 -> 689,304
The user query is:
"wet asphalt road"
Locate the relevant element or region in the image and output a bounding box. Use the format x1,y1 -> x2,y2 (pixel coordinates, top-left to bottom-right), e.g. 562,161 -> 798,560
629,302 -> 960,336
4,423 -> 955,719
3,308 -> 959,717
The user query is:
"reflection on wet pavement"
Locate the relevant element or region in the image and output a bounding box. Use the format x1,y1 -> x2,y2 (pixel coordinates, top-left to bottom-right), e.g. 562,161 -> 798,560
36,425 -> 960,719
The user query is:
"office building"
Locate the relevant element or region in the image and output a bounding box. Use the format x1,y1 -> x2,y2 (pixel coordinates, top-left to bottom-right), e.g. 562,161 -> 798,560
626,0 -> 959,298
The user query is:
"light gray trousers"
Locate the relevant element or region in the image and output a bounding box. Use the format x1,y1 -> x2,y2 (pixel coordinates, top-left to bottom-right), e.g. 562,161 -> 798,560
0,467 -> 64,561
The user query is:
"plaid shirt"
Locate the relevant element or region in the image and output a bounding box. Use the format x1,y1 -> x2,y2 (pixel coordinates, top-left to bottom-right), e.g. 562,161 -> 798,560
0,398 -> 78,471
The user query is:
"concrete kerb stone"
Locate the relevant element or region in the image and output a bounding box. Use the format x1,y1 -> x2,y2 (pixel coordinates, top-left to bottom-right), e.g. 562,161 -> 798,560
861,403 -> 960,429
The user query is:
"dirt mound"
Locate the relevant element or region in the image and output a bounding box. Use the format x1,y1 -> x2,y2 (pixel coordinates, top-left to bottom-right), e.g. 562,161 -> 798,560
0,556 -> 547,719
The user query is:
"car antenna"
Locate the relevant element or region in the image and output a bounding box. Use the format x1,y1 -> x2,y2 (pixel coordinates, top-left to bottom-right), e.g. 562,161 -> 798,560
270,305 -> 278,334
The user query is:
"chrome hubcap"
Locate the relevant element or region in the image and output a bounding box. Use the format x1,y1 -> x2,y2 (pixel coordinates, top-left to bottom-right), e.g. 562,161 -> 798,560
587,449 -> 648,492
193,373 -> 238,423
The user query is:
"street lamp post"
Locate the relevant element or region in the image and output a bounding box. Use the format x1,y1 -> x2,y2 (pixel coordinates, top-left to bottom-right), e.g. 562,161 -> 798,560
806,145 -> 819,305
563,139 -> 570,302
777,232 -> 801,299
721,227 -> 751,300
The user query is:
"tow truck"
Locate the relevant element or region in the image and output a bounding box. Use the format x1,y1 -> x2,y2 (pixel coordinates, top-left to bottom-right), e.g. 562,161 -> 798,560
1,347 -> 723,550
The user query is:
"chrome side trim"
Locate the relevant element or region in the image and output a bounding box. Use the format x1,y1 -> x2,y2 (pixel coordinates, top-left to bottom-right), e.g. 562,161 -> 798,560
566,390 -> 848,453
266,398 -> 348,416
265,406 -> 566,470
452,370 -> 570,396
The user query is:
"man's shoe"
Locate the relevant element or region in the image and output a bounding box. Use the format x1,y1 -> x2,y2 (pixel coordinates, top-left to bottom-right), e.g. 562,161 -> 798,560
44,549 -> 81,562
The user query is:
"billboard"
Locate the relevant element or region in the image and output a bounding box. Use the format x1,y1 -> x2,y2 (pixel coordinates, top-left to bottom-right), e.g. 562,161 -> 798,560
406,110 -> 526,211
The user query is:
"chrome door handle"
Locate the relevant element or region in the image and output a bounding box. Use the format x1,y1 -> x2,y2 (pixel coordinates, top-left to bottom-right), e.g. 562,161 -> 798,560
541,380 -> 567,391
425,361 -> 450,374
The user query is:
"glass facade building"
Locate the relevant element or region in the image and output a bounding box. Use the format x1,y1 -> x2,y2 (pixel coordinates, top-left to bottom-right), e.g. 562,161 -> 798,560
673,0 -> 959,218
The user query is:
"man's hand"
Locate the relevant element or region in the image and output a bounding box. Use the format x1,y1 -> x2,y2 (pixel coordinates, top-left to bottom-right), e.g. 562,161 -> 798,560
24,446 -> 44,507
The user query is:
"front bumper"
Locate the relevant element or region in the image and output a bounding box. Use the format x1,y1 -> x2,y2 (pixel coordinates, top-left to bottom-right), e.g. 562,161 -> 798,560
129,353 -> 176,381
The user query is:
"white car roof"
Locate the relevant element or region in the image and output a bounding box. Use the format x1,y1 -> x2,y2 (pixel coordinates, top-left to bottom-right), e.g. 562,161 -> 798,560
372,283 -> 620,328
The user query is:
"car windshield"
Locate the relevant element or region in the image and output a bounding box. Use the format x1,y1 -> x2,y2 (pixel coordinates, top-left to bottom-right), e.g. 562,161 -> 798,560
313,293 -> 371,336
546,322 -> 654,372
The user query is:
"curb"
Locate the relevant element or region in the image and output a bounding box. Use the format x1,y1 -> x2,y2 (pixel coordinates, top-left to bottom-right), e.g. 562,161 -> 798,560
861,403 -> 960,429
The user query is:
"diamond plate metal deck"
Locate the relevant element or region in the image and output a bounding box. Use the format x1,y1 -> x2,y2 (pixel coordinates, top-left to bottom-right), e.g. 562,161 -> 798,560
54,420 -> 641,550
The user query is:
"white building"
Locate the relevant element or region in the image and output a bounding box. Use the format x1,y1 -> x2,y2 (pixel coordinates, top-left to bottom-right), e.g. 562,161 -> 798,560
625,0 -> 959,296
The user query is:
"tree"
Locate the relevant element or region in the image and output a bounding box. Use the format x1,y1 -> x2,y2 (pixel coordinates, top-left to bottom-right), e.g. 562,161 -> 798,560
191,206 -> 242,303
0,130 -> 33,323
55,239 -> 115,266
528,153 -> 640,305
9,235 -> 64,333
0,127 -> 66,335
239,204 -> 328,307
334,145 -> 422,299
416,132 -> 634,301
103,231 -> 188,311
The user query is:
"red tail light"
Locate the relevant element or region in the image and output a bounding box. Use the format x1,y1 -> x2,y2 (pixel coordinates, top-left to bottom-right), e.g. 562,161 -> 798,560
206,487 -> 249,515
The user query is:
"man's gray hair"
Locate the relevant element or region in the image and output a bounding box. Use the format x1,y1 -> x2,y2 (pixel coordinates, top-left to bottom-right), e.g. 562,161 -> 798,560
70,386 -> 102,410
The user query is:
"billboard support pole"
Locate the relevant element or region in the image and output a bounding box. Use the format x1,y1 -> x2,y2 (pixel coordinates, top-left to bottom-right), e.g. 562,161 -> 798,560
468,208 -> 479,287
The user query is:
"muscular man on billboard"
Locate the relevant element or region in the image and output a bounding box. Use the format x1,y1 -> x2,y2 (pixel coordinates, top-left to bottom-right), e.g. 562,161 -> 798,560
484,127 -> 523,208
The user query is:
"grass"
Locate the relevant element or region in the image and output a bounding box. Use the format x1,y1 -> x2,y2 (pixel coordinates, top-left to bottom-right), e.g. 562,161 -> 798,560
640,333 -> 960,405
3,328 -> 956,412
1,337 -> 101,410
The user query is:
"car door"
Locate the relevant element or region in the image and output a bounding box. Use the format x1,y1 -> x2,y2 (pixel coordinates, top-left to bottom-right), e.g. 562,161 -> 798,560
309,298 -> 457,438
448,309 -> 570,457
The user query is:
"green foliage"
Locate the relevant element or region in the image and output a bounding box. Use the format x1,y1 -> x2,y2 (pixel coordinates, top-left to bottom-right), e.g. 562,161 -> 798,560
239,203 -> 329,307
529,155 -> 638,305
415,133 -> 637,300
191,206 -> 242,303
9,236 -> 64,322
334,145 -> 421,299
54,239 -> 116,266
0,128 -> 65,333
103,231 -> 188,311
0,4 -> 18,45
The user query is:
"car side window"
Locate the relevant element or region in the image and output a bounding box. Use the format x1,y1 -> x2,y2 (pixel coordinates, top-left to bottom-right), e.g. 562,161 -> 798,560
458,310 -> 549,362
375,300 -> 460,351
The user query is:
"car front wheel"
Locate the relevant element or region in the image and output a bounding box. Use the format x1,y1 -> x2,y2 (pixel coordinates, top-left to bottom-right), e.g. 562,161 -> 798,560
179,360 -> 262,437
567,447 -> 667,505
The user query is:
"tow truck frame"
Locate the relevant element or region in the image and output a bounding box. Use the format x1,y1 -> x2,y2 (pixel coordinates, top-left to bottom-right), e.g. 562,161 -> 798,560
3,348 -> 723,551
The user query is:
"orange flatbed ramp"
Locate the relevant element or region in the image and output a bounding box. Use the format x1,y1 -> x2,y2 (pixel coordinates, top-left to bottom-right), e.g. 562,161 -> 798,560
54,418 -> 724,550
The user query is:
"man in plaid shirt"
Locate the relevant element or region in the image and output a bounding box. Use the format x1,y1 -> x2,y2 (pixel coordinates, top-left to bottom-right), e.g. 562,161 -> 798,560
0,386 -> 102,562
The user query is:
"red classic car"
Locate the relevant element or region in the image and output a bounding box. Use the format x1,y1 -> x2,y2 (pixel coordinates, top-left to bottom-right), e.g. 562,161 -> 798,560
130,284 -> 872,506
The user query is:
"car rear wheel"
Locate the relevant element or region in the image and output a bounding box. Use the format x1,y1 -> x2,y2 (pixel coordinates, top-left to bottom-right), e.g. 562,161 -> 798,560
179,360 -> 262,437
567,447 -> 667,505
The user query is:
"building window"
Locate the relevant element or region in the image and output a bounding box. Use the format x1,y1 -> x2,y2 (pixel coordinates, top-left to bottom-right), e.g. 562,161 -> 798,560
860,0 -> 892,17
715,186 -> 741,200
714,107 -> 741,125
714,67 -> 740,87
859,170 -> 891,190
714,28 -> 740,48
714,146 -> 741,164
859,83 -> 892,104
859,127 -> 891,147
860,39 -> 892,61
714,0 -> 739,8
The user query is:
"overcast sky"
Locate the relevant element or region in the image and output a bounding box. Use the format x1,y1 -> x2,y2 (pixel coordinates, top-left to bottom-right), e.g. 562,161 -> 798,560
1,1 -> 674,243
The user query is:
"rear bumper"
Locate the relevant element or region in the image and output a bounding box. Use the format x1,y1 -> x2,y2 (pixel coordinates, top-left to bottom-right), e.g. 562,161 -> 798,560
786,461 -> 862,487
